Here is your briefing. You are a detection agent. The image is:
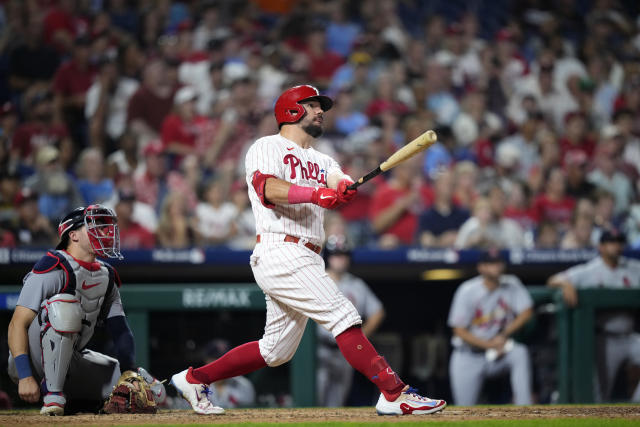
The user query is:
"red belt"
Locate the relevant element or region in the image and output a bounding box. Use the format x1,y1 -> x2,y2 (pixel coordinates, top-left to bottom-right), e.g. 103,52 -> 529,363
256,234 -> 322,254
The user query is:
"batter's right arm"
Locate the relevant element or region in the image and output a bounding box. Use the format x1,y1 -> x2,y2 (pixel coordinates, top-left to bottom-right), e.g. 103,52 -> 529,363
8,306 -> 40,403
258,174 -> 342,209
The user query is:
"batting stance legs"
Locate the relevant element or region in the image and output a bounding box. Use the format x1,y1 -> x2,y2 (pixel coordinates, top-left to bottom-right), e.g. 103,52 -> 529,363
171,239 -> 446,414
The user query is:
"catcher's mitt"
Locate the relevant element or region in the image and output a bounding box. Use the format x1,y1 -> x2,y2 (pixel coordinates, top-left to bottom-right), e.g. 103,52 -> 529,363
102,370 -> 157,414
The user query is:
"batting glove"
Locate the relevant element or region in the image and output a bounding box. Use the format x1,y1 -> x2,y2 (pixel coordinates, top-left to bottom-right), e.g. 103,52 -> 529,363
337,179 -> 357,204
311,188 -> 341,209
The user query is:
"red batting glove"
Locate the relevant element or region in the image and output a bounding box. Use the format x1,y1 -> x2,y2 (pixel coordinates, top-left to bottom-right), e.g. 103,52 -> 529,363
337,179 -> 357,204
311,187 -> 341,209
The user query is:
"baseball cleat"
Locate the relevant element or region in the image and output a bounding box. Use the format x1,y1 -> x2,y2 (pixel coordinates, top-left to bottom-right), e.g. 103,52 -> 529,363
170,369 -> 224,415
40,392 -> 65,416
375,386 -> 446,415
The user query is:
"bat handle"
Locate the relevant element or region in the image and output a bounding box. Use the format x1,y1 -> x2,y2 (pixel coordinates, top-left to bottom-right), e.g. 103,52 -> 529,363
346,181 -> 361,191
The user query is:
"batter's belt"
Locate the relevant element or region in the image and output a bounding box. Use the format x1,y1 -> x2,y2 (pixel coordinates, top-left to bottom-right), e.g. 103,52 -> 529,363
256,234 -> 322,254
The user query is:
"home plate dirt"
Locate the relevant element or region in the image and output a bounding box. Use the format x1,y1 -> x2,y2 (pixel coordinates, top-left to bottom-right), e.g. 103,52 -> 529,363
1,405 -> 639,425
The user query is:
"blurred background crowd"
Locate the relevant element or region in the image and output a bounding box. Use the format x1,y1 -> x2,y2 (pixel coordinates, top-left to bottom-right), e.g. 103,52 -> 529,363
1,0 -> 640,251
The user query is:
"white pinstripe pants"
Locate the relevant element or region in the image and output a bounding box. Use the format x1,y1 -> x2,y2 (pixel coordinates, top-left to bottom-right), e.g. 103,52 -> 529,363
250,235 -> 362,367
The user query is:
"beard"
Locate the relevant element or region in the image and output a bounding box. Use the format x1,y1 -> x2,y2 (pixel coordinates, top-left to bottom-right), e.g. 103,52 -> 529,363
302,123 -> 323,138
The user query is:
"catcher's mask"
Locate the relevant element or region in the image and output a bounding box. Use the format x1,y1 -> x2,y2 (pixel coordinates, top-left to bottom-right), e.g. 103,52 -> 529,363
56,204 -> 122,259
274,84 -> 333,128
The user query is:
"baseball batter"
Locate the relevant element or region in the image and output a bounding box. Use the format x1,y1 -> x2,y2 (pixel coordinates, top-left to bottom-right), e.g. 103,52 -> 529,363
171,85 -> 446,415
316,234 -> 385,407
548,230 -> 640,402
7,205 -> 134,415
448,250 -> 534,405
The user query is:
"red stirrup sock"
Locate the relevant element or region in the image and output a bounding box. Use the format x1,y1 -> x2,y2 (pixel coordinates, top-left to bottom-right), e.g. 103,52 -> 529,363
187,341 -> 267,384
335,326 -> 405,401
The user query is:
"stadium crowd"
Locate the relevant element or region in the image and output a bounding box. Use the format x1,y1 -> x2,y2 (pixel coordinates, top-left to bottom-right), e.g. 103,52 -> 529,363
1,0 -> 640,251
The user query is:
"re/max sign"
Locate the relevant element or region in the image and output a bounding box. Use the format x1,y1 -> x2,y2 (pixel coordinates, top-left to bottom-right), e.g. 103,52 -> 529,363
182,288 -> 252,308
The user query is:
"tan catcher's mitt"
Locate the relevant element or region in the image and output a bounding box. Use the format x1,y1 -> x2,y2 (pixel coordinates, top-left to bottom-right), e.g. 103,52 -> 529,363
102,370 -> 157,414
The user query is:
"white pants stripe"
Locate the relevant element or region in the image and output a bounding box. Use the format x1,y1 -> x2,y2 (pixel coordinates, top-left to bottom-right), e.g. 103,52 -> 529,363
251,238 -> 361,367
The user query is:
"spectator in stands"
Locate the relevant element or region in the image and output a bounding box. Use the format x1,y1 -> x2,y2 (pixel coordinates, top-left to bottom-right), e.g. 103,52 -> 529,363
85,56 -> 139,151
587,138 -> 634,216
418,169 -> 469,248
114,191 -> 155,249
8,14 -> 60,95
455,186 -> 526,249
24,145 -> 83,222
75,147 -> 116,205
535,221 -> 560,249
127,59 -> 177,147
564,150 -> 596,199
194,178 -> 236,247
331,86 -> 369,137
106,129 -> 138,185
133,141 -> 196,214
592,190 -> 622,240
548,230 -> 640,403
9,188 -> 56,247
613,109 -> 640,179
531,167 -> 576,230
303,23 -> 345,90
156,191 -> 194,249
161,86 -> 213,165
448,250 -> 534,405
503,181 -> 536,235
559,112 -> 595,166
0,102 -> 18,173
52,35 -> 97,144
560,211 -> 596,249
10,89 -> 71,174
228,180 -> 255,250
452,161 -> 478,210
370,155 -> 432,248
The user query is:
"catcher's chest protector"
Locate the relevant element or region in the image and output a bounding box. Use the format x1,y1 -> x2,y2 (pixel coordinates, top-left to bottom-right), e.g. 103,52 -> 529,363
47,251 -> 114,349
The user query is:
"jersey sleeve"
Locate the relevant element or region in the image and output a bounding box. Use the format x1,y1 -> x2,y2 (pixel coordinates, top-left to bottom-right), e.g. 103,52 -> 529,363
245,140 -> 284,179
104,286 -> 125,319
559,262 -> 592,288
447,283 -> 473,328
509,276 -> 534,314
17,270 -> 64,312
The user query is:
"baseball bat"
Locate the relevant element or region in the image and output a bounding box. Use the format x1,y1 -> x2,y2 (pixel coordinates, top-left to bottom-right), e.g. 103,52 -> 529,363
347,129 -> 437,190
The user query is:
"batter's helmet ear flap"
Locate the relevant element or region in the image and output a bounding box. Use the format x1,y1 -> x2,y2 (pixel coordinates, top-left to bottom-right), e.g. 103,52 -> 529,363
274,85 -> 333,127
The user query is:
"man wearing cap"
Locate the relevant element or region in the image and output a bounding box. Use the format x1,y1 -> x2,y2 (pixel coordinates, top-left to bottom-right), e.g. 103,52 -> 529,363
448,250 -> 534,405
548,230 -> 640,402
160,86 -> 212,164
6,204 -> 138,415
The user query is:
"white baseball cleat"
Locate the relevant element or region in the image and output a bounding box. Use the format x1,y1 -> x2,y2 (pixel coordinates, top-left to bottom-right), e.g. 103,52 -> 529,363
376,386 -> 446,415
170,369 -> 224,415
40,392 -> 65,416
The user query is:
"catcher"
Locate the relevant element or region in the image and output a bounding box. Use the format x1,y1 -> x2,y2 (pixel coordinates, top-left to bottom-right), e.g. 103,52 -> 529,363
7,205 -> 161,415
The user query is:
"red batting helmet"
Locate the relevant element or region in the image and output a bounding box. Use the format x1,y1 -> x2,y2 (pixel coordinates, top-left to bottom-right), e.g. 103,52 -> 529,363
274,85 -> 333,127
56,204 -> 122,259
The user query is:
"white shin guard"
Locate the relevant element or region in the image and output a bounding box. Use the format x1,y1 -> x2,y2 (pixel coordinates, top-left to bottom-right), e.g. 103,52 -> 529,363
39,294 -> 83,393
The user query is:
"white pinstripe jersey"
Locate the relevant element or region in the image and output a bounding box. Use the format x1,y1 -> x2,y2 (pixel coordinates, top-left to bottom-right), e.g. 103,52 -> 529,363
245,134 -> 342,246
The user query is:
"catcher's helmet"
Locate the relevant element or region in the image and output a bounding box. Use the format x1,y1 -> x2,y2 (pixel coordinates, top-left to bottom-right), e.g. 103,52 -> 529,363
56,204 -> 122,259
274,85 -> 333,127
323,234 -> 352,263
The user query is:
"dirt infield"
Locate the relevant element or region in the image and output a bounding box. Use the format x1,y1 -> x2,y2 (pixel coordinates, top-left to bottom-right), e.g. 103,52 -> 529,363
0,406 -> 639,426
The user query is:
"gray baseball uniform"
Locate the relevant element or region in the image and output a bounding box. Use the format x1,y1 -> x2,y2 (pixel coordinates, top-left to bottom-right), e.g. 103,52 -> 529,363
556,256 -> 640,402
448,274 -> 533,405
316,272 -> 383,407
7,250 -> 124,402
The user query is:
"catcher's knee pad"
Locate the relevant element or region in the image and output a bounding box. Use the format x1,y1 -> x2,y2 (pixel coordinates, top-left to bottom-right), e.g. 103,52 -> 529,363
39,294 -> 83,393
